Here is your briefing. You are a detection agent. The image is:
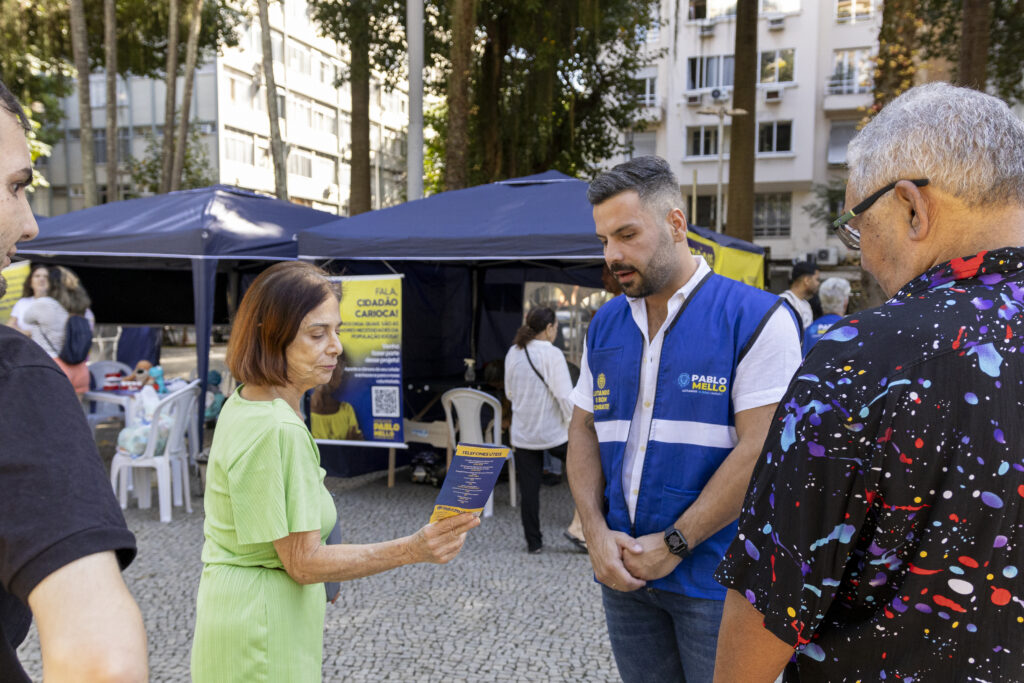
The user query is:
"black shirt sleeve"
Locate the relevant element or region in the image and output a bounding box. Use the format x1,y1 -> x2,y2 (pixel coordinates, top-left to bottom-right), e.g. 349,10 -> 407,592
714,380 -> 875,649
0,343 -> 137,605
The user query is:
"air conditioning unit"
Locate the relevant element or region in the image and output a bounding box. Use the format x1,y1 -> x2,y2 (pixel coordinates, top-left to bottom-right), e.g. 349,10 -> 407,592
767,15 -> 785,31
686,93 -> 703,106
816,246 -> 840,266
710,88 -> 729,102
764,88 -> 784,103
699,22 -> 715,38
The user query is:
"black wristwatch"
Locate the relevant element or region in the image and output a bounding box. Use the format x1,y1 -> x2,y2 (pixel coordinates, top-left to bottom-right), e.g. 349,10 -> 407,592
664,526 -> 690,559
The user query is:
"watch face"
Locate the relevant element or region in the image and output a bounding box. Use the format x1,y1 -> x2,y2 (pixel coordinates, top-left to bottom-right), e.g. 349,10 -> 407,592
665,528 -> 688,556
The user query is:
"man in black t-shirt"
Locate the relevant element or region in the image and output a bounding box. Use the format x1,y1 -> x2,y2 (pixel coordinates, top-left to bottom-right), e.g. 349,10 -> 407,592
713,84 -> 1024,681
0,80 -> 147,681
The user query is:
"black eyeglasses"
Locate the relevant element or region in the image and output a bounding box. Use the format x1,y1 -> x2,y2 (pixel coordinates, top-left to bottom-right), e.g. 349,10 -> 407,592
831,178 -> 929,250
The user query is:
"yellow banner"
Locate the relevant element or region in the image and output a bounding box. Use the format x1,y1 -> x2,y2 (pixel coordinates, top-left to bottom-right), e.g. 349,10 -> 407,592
688,233 -> 765,289
0,261 -> 30,324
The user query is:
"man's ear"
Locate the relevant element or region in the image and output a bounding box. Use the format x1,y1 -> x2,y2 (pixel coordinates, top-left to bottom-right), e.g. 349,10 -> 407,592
894,180 -> 930,243
667,207 -> 688,243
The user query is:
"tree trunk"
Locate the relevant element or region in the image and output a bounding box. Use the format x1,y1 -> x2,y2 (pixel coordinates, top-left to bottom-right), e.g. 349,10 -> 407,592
104,0 -> 118,202
172,0 -> 204,191
479,9 -> 506,183
725,0 -> 756,242
257,0 -> 288,200
858,0 -> 919,309
957,0 -> 990,90
160,0 -> 180,193
445,0 -> 476,190
69,0 -> 98,207
349,4 -> 372,215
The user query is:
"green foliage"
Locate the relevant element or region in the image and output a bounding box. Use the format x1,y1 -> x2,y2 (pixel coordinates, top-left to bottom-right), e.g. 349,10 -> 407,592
26,111 -> 53,190
917,0 -> 1024,105
801,177 -> 847,230
128,127 -> 214,194
308,0 -> 407,90
435,0 -> 662,185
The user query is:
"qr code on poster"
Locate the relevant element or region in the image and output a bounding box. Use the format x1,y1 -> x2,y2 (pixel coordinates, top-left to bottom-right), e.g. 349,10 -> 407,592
371,386 -> 400,418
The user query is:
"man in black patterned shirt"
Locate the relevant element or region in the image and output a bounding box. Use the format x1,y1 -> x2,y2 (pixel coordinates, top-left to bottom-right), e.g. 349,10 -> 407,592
713,83 -> 1024,682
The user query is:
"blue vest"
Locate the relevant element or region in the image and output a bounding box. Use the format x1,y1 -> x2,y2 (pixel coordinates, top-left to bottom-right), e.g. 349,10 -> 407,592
587,271 -> 781,599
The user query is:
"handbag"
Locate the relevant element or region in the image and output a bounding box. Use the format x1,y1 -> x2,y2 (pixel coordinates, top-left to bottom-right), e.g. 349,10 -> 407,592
324,521 -> 342,603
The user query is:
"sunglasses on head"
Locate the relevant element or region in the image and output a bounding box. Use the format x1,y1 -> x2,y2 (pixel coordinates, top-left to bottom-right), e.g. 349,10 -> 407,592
831,178 -> 929,249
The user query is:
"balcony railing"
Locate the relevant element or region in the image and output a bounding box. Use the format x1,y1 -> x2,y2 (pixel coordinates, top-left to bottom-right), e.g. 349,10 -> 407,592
825,76 -> 872,95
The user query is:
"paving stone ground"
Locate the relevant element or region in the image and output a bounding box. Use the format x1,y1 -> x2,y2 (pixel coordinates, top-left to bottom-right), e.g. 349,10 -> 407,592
16,464 -> 618,682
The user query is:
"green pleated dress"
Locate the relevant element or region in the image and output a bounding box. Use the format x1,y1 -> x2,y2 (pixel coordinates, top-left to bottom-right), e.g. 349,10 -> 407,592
191,387 -> 337,683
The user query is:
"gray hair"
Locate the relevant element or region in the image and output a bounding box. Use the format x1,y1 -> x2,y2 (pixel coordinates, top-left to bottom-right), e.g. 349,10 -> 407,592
846,82 -> 1024,207
818,277 -> 851,316
587,155 -> 685,222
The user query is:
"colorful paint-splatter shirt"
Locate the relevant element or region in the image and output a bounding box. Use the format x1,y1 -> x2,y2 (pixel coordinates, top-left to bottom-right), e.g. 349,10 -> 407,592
715,248 -> 1024,682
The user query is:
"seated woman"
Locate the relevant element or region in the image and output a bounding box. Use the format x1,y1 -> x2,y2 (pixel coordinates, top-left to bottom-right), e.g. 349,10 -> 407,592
21,266 -> 91,394
191,261 -> 480,683
310,355 -> 363,441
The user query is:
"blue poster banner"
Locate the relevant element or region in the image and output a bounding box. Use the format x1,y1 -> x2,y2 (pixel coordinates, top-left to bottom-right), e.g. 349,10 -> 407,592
313,274 -> 404,448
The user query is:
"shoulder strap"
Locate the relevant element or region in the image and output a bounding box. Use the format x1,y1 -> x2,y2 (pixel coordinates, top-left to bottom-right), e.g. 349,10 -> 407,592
523,345 -> 554,396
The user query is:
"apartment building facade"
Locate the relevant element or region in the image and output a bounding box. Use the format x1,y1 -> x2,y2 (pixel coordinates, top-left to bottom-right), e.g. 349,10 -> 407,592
622,0 -> 881,269
32,0 -> 409,217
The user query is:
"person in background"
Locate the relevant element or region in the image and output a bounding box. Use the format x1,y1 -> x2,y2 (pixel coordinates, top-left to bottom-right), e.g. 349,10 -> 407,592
191,261 -> 479,682
778,261 -> 820,332
714,82 -> 1024,682
802,276 -> 850,353
504,306 -> 585,554
0,77 -> 147,683
7,263 -> 48,334
310,353 -> 363,441
568,155 -> 802,682
21,265 -> 91,393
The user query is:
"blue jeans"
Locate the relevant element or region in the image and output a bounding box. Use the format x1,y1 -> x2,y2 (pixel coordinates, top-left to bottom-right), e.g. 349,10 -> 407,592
601,585 -> 723,683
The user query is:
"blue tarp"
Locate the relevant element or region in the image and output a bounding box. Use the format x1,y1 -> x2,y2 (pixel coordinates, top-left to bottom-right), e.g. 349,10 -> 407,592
21,185 -> 339,442
298,170 -> 765,261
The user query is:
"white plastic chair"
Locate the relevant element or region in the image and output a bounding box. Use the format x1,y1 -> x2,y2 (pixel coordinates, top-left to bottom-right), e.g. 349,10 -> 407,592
441,388 -> 516,518
85,361 -> 133,437
109,380 -> 201,523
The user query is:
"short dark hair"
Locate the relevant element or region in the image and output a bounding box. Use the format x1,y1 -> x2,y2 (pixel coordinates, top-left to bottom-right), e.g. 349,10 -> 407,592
227,261 -> 340,387
587,155 -> 680,208
790,261 -> 819,285
0,79 -> 30,132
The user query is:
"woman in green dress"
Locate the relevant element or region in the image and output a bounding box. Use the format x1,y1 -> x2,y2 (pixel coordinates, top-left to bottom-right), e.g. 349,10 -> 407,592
191,262 -> 479,682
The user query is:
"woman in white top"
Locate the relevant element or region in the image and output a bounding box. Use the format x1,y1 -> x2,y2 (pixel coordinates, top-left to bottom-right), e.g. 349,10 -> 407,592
504,307 -> 584,554
22,266 -> 92,393
7,264 -> 49,334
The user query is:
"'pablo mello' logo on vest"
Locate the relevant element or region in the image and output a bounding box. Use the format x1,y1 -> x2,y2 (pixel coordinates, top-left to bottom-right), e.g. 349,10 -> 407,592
678,372 -> 728,395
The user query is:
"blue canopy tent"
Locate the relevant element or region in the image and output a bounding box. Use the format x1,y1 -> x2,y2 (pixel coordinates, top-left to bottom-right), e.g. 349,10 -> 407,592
21,185 -> 339,440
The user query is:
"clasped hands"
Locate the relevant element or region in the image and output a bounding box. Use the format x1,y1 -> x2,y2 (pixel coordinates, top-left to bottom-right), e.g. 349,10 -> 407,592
590,528 -> 682,592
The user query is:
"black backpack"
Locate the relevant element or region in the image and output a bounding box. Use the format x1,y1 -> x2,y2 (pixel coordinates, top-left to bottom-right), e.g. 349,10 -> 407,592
58,315 -> 93,364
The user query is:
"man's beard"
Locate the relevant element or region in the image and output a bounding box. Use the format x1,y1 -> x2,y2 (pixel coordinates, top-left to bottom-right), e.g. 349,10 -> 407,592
610,231 -> 678,298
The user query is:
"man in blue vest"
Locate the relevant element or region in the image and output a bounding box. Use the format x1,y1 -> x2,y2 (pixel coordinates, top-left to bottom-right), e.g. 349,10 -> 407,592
566,155 -> 802,682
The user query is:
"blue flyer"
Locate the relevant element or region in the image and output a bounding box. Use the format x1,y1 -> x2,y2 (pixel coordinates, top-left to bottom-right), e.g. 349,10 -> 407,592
429,443 -> 510,523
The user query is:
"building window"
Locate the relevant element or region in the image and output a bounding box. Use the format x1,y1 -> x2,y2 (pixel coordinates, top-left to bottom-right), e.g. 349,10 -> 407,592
287,41 -> 312,76
225,129 -> 255,165
255,137 -> 272,169
827,48 -> 873,94
92,128 -> 132,165
271,31 -> 284,64
290,96 -> 312,128
758,121 -> 792,153
759,48 -> 795,84
836,0 -> 875,23
827,120 -> 858,165
318,59 -> 337,85
313,153 -> 336,184
687,55 -> 735,90
754,193 -> 791,237
312,105 -> 337,135
694,195 -> 718,228
627,131 -> 657,158
687,125 -> 729,157
689,0 -> 799,19
632,76 -> 657,106
288,149 -> 313,177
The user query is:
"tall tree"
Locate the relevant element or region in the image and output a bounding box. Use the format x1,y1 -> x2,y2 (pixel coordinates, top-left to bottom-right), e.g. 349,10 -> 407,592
445,0 -> 476,190
69,0 -> 98,207
725,0 -> 756,242
257,0 -> 288,200
172,0 -> 205,191
104,0 -> 118,201
309,0 -> 406,214
160,0 -> 181,194
957,0 -> 992,90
